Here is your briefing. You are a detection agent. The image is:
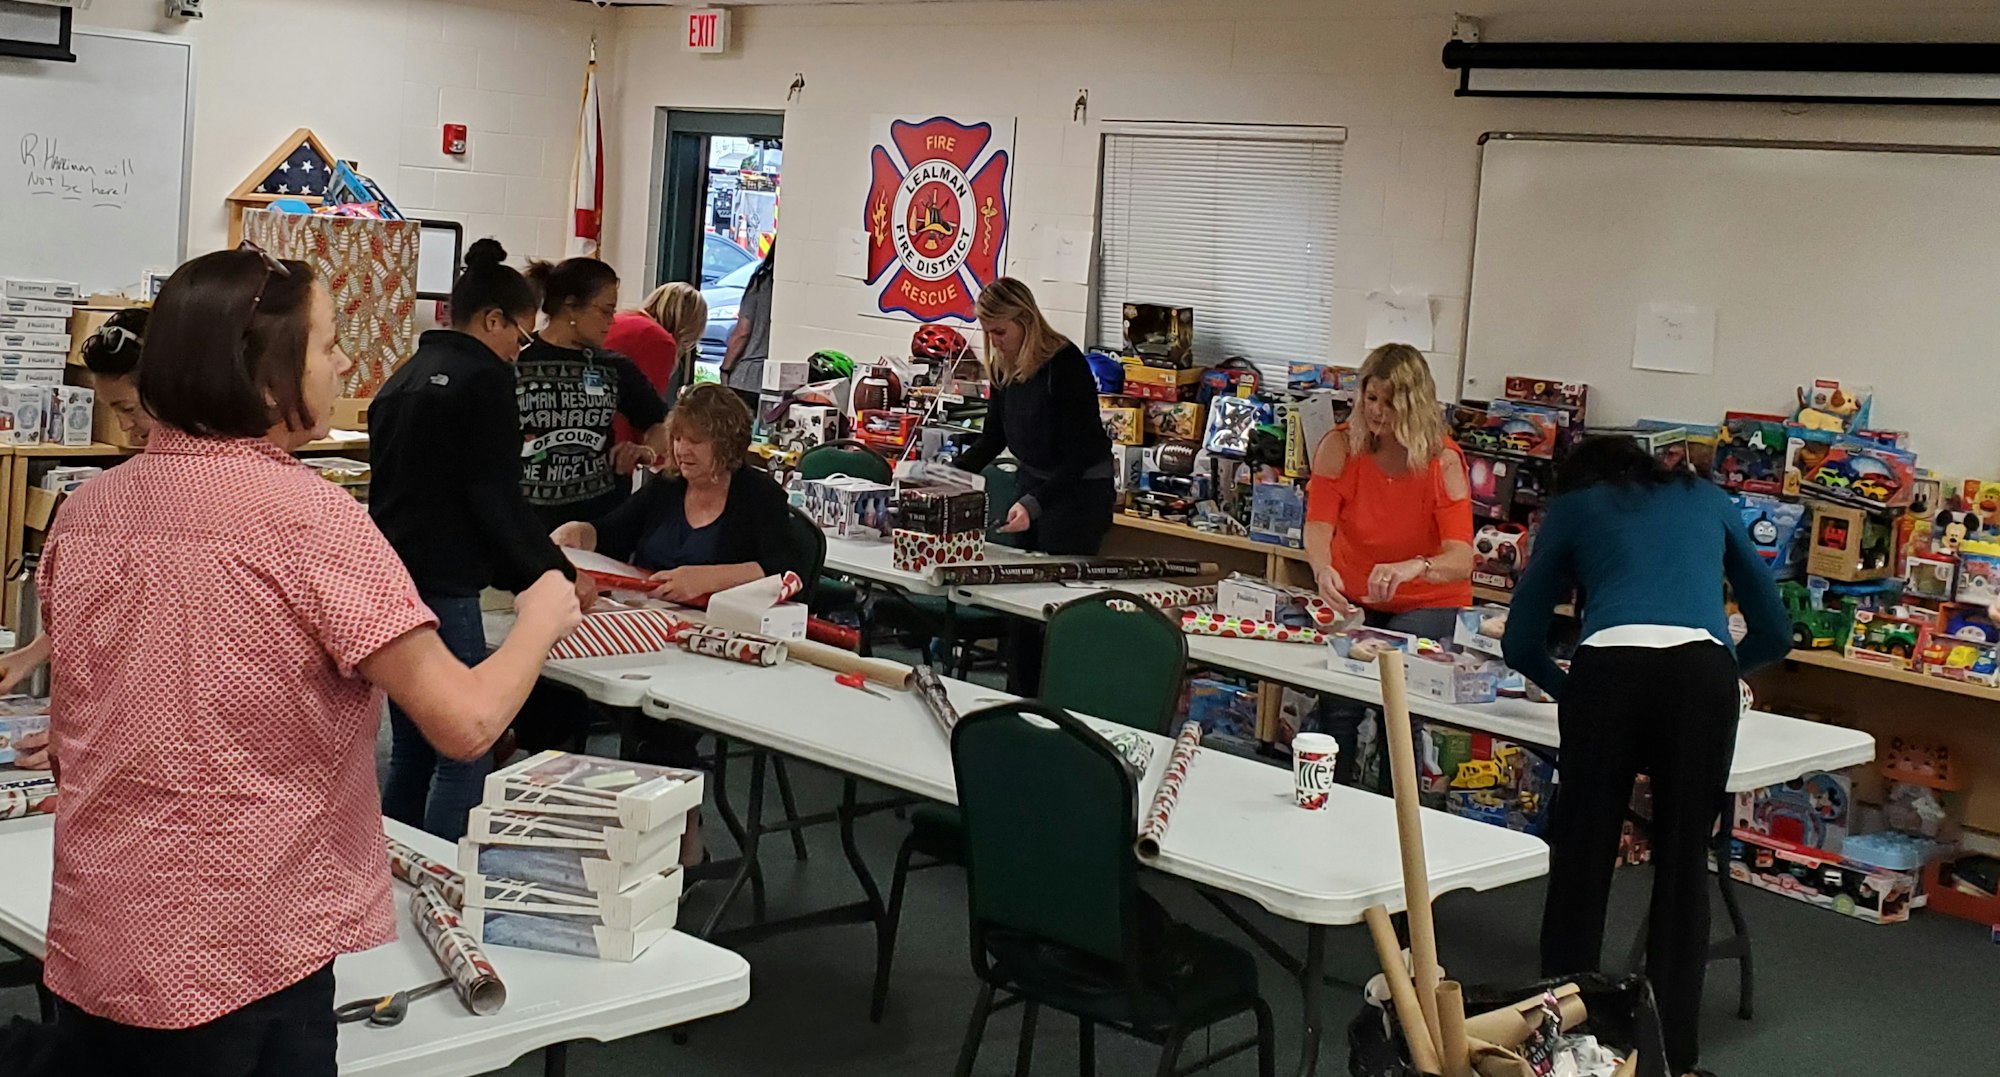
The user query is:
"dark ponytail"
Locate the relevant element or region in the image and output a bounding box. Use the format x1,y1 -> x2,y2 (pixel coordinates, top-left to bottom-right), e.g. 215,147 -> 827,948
523,256 -> 619,318
1556,434 -> 1695,496
449,239 -> 539,327
747,239 -> 776,290
80,307 -> 150,379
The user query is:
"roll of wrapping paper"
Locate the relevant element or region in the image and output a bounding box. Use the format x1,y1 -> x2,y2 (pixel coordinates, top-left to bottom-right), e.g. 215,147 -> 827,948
933,558 -> 1216,587
912,664 -> 960,737
1379,651 -> 1444,1063
386,832 -> 466,910
1178,609 -> 1332,645
1364,905 -> 1442,1076
1438,980 -> 1473,1077
670,608 -> 916,690
0,775 -> 57,820
1134,721 -> 1202,861
680,626 -> 788,667
1038,583 -> 1216,616
410,886 -> 507,1016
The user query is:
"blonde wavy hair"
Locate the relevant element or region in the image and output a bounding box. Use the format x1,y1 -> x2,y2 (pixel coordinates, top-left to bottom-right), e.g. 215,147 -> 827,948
975,277 -> 1068,385
664,383 -> 752,482
639,282 -> 709,363
1350,343 -> 1448,466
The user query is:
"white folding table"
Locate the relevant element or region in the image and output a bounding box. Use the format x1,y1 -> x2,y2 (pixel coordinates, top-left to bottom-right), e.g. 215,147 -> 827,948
636,654 -> 1547,1077
0,816 -> 750,1077
950,581 -> 1878,793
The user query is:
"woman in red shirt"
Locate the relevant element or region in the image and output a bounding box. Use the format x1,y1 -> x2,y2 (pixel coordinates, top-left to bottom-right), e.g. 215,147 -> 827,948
36,246 -> 582,1077
1304,343 -> 1474,782
605,281 -> 709,450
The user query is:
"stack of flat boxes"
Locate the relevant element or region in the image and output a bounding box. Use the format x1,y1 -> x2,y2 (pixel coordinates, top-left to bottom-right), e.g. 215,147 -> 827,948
458,751 -> 703,961
0,279 -> 90,447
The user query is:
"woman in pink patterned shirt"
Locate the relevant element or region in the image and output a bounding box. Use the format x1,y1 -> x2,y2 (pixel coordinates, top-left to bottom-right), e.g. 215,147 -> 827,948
34,247 -> 583,1077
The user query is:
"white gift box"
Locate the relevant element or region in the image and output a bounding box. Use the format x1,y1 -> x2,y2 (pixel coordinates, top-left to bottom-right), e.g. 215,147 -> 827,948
482,750 -> 704,832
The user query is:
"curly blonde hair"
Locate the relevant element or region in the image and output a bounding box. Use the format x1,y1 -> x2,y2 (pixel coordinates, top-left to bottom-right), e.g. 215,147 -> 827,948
1351,343 -> 1448,466
975,277 -> 1069,385
664,383 -> 752,481
639,282 -> 708,363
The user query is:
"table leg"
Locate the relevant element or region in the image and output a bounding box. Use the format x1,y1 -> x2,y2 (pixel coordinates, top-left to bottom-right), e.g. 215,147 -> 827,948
544,1041 -> 568,1077
1294,925 -> 1326,1077
838,777 -> 894,1023
700,744 -> 768,938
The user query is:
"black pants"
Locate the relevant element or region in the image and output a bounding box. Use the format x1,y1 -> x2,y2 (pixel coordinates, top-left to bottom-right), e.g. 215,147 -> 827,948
1541,642 -> 1738,1075
1004,479 -> 1115,695
52,962 -> 336,1077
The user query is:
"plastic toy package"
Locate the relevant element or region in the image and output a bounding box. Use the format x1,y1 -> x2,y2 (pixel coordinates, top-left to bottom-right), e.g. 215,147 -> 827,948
1791,378 -> 1873,435
1801,436 -> 1918,510
1711,412 -> 1791,495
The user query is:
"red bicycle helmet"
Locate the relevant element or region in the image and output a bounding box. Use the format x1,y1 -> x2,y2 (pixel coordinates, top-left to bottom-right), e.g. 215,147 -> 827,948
911,324 -> 971,362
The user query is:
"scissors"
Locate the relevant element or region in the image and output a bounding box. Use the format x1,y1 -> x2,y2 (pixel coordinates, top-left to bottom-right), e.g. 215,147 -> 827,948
335,977 -> 452,1027
835,671 -> 889,699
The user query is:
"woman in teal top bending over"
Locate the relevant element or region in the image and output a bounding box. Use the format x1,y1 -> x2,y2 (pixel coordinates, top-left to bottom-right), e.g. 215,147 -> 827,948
1503,435 -> 1788,1077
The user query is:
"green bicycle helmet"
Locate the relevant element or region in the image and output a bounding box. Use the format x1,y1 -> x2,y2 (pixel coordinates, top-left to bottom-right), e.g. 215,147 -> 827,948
808,349 -> 855,381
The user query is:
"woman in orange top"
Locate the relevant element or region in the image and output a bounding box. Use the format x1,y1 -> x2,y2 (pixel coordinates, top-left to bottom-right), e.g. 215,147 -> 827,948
1304,343 -> 1474,781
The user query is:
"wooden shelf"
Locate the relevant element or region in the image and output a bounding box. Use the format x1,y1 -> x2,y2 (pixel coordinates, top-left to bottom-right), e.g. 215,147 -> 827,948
1786,648 -> 2000,703
1112,513 -> 1308,560
9,442 -> 134,458
298,434 -> 369,454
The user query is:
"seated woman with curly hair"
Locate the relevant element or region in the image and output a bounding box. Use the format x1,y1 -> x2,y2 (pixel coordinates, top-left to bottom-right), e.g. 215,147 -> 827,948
551,383 -> 806,603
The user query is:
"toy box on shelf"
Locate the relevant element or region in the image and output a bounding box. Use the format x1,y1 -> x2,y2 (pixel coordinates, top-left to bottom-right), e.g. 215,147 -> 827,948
1406,651 -> 1502,705
1735,770 -> 1852,853
1904,552 -> 1957,603
1480,400 -> 1565,459
1098,399 -> 1144,446
1792,378 -> 1873,435
1465,452 -> 1519,521
1419,722 -> 1554,834
1802,437 -> 1918,511
1453,605 -> 1510,658
1247,481 -> 1305,548
1118,362 -> 1201,402
1735,493 -> 1809,579
1328,627 -> 1419,679
1806,502 -> 1898,582
1780,580 -> 1854,651
855,409 -> 920,454
1202,396 -> 1264,457
1591,424 -> 1688,468
1846,609 -> 1930,671
1502,376 -> 1588,453
1122,303 -> 1195,369
1471,524 -> 1531,592
1143,400 -> 1205,441
1956,540 -> 2000,607
1183,677 -> 1259,752
772,404 -> 839,455
1287,363 -> 1359,398
804,477 -> 892,540
1941,602 -> 1997,645
1712,413 -> 1791,495
1919,634 -> 1999,686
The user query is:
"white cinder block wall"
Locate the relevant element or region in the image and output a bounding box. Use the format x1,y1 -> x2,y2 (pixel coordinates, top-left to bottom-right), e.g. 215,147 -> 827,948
77,0 -> 606,265
601,0 -> 2000,395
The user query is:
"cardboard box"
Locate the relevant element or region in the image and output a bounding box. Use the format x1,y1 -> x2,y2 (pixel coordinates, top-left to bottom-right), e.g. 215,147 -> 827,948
896,489 -> 987,536
1472,524 -> 1531,592
1465,452 -> 1517,521
0,317 -> 65,335
1121,303 -> 1194,367
1099,401 -> 1143,446
1217,575 -> 1290,622
804,476 -> 892,539
1248,481 -> 1305,548
0,298 -> 72,318
761,358 -> 810,394
459,833 -> 682,895
0,332 -> 69,354
1734,493 -> 1809,580
481,751 -> 705,832
1734,770 -> 1851,853
2,279 -> 82,303
465,865 -> 682,932
466,806 -> 686,864
0,713 -> 49,765
1406,653 -> 1502,704
1327,627 -> 1417,679
1454,606 -> 1511,659
1112,444 -> 1145,495
329,397 -> 370,431
1955,541 -> 2000,607
53,385 -> 92,447
1807,502 -> 1896,582
0,350 -> 65,370
1143,400 -> 1205,441
0,369 -> 63,389
774,403 -> 839,455
892,528 -> 984,573
1119,362 -> 1203,390
463,897 -> 679,962
0,384 -> 45,445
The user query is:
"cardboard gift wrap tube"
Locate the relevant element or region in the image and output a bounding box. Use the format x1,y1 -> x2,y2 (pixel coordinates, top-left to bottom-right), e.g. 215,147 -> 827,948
410,886 -> 507,1016
1379,651 -> 1445,1063
1438,980 -> 1473,1077
783,635 -> 915,690
912,664 -> 960,736
1134,721 -> 1202,861
386,831 -> 466,910
1364,904 -> 1442,1076
1462,982 -> 1585,1048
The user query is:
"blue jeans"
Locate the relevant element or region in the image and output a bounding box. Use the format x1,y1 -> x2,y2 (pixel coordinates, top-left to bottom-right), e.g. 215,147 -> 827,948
381,593 -> 491,842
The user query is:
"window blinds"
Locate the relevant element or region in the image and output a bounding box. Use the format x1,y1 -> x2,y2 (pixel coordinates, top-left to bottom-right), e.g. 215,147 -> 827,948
1094,124 -> 1343,389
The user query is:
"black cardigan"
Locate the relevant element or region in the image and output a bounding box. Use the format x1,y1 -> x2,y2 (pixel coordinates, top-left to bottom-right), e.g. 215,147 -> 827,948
954,342 -> 1112,515
370,330 -> 573,596
592,466 -> 806,579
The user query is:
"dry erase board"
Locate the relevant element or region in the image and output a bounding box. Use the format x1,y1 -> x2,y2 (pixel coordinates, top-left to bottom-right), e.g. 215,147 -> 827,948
0,29 -> 193,295
1461,133 -> 2000,477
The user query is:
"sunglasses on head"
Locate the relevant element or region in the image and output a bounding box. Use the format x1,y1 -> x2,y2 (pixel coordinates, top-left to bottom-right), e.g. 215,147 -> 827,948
236,240 -> 293,308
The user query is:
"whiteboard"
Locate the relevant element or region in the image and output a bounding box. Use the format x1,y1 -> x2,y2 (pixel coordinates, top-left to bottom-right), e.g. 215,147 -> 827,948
0,29 -> 193,295
1461,134 -> 2000,478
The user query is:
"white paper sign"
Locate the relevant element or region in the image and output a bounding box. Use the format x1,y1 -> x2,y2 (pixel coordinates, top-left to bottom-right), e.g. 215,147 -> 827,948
1365,290 -> 1433,351
1633,302 -> 1716,375
836,230 -> 869,280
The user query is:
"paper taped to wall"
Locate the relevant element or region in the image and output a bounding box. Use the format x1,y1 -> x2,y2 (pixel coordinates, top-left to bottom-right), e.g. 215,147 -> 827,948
1632,301 -> 1716,375
1365,290 -> 1434,351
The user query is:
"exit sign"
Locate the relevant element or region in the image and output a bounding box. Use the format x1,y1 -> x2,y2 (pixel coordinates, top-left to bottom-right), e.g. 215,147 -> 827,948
684,8 -> 729,54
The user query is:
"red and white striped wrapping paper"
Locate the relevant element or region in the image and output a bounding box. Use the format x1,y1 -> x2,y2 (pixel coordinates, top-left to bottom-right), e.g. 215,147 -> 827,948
1179,609 -> 1332,645
0,775 -> 56,820
1135,721 -> 1202,860
680,626 -> 787,667
549,608 -> 696,661
411,885 -> 507,1015
387,830 -> 466,910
